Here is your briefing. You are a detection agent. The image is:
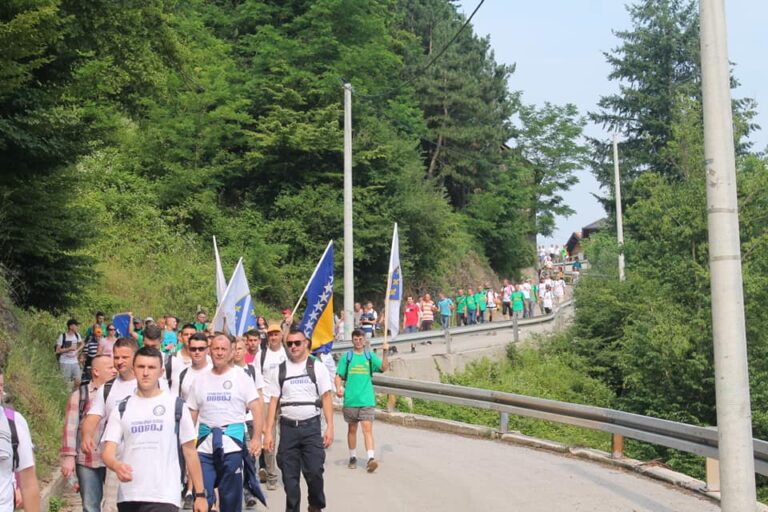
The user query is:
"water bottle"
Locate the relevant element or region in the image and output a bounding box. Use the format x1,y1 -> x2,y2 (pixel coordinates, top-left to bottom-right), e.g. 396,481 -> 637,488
67,474 -> 79,492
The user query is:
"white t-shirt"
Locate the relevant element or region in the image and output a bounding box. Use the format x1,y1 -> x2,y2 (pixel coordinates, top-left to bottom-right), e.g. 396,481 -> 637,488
553,279 -> 566,297
57,332 -> 80,364
264,358 -> 332,421
0,408 -> 35,510
89,377 -> 138,420
521,283 -> 532,299
175,362 -> 211,402
260,347 -> 287,404
102,391 -> 196,507
542,290 -> 554,309
239,363 -> 265,422
187,367 -> 259,454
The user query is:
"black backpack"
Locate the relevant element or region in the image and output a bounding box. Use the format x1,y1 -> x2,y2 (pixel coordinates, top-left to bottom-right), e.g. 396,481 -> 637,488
3,408 -> 19,471
118,395 -> 186,495
277,356 -> 321,409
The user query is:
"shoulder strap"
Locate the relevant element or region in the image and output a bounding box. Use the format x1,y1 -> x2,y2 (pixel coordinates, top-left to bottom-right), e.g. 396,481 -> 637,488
78,382 -> 90,420
118,395 -> 131,418
278,361 -> 287,394
165,354 -> 173,387
4,408 -> 18,471
178,368 -> 189,398
278,359 -> 321,408
364,349 -> 373,377
174,396 -> 186,492
103,377 -> 116,401
260,348 -> 267,372
246,364 -> 256,381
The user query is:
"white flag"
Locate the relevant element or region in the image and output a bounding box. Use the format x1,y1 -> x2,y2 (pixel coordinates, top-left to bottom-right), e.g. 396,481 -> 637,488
213,236 -> 227,305
213,258 -> 258,335
386,223 -> 402,339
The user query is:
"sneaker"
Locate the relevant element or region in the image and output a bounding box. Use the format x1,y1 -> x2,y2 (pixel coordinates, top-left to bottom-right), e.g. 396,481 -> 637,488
348,456 -> 357,469
366,458 -> 378,473
245,491 -> 258,508
258,467 -> 267,483
182,492 -> 193,510
267,480 -> 278,491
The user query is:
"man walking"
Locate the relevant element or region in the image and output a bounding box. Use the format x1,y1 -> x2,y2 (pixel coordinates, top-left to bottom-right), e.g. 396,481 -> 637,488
402,296 -> 421,334
257,324 -> 287,491
264,328 -> 333,512
57,318 -> 84,386
334,329 -> 388,472
187,333 -> 264,512
102,346 -> 207,512
60,355 -> 117,512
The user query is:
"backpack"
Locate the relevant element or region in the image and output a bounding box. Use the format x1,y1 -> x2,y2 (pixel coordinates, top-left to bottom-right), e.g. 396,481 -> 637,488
341,350 -> 372,381
3,408 -> 19,471
244,364 -> 256,382
177,368 -> 189,398
259,348 -> 268,373
118,395 -> 186,495
277,357 -> 321,409
55,332 -> 81,361
165,354 -> 174,388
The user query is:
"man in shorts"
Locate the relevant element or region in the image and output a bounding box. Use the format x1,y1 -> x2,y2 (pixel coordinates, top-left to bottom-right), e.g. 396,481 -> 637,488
334,329 -> 388,472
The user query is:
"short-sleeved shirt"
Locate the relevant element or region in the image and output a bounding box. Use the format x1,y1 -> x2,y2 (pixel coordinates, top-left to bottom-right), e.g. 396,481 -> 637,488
187,367 -> 259,454
474,292 -> 487,312
260,347 -> 288,404
336,351 -> 383,408
466,294 -> 477,310
455,295 -> 467,313
437,298 -> 453,316
511,291 -> 525,312
57,332 -> 81,364
404,304 -> 421,327
102,391 -> 196,507
0,408 -> 35,510
89,377 -> 138,420
360,311 -> 377,336
161,330 -> 178,353
264,358 -> 332,421
420,301 -> 435,322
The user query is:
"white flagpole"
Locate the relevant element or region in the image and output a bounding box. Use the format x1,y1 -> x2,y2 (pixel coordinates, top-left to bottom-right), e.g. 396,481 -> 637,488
291,240 -> 334,317
211,257 -> 243,329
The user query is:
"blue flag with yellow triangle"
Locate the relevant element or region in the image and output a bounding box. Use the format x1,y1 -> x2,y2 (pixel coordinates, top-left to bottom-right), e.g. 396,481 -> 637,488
299,241 -> 334,354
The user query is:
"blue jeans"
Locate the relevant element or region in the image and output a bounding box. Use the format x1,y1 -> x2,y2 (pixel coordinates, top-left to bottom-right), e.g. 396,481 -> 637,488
76,464 -> 106,512
441,315 -> 450,328
404,325 -> 418,333
477,310 -> 485,323
467,310 -> 477,325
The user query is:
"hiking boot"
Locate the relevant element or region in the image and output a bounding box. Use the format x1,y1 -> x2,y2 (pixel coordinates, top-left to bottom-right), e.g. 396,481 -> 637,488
258,467 -> 267,483
244,491 -> 258,508
348,456 -> 357,469
267,480 -> 278,491
366,458 -> 378,473
182,492 -> 193,510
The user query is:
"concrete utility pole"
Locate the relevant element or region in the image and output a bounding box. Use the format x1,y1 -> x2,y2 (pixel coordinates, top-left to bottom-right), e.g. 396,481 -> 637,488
612,132 -> 625,282
699,2 -> 756,510
343,83 -> 354,342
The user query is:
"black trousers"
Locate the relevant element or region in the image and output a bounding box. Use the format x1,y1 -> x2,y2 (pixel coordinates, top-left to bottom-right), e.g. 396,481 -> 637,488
117,502 -> 178,512
276,416 -> 325,512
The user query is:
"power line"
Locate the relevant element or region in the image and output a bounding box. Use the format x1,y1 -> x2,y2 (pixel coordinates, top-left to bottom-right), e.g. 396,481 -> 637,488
350,0 -> 486,100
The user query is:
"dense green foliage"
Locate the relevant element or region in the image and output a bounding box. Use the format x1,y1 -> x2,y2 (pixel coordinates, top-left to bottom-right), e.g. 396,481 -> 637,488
0,0 -> 586,313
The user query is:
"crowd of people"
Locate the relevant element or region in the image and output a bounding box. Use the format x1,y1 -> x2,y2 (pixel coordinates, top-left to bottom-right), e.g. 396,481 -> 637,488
45,308 -> 390,512
345,271 -> 569,338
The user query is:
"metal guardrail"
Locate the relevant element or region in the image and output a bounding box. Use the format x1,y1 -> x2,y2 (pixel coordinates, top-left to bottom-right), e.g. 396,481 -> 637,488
372,374 -> 768,477
331,297 -> 574,354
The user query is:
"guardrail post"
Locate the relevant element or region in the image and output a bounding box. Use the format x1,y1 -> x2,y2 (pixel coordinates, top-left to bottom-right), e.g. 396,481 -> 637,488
445,328 -> 452,354
500,412 -> 509,434
513,314 -> 519,343
386,394 -> 397,413
611,433 -> 624,459
706,457 -> 720,492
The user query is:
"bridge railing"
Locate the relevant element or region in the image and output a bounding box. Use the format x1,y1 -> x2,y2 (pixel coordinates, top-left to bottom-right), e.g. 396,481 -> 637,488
372,373 -> 768,482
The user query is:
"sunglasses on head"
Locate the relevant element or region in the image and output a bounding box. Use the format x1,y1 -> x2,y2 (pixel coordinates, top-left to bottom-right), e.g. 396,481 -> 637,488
188,346 -> 207,352
285,340 -> 303,348
107,328 -> 116,331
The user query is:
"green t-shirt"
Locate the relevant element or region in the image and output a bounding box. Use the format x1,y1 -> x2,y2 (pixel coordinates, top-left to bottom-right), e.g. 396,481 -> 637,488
456,295 -> 467,314
336,351 -> 383,407
511,291 -> 525,312
466,294 -> 477,310
193,322 -> 208,332
475,292 -> 487,312
85,322 -> 107,339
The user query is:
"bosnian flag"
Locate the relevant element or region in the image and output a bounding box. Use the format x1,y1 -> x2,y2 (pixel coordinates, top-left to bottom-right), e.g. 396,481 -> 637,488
298,241 -> 335,354
386,223 -> 402,339
213,258 -> 258,336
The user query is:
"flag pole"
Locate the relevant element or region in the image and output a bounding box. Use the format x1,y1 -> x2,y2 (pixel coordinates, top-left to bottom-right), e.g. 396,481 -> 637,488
291,240 -> 334,317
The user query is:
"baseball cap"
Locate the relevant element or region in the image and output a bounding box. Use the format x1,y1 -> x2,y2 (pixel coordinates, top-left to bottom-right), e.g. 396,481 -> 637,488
267,324 -> 282,333
144,316 -> 154,323
132,317 -> 143,324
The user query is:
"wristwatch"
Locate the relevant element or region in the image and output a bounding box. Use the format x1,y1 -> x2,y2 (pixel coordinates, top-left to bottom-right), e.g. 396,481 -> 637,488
193,490 -> 207,499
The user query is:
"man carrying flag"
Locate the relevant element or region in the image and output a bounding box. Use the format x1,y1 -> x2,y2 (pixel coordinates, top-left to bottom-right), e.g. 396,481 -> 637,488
295,241 -> 336,390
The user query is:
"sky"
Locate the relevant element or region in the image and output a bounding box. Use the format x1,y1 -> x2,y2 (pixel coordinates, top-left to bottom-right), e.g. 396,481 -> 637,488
456,0 -> 768,248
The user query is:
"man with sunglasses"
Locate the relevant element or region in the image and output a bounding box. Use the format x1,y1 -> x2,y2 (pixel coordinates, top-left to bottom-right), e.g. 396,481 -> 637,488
263,328 -> 333,512
165,324 -> 197,392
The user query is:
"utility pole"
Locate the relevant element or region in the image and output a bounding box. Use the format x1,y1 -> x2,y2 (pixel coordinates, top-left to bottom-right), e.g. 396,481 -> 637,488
700,2 -> 756,510
343,83 -> 354,342
612,132 -> 625,282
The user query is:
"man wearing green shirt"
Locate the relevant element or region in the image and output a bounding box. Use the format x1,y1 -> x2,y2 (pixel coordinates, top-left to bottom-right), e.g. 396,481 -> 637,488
455,289 -> 468,326
193,311 -> 208,332
335,329 -> 388,473
511,285 -> 525,319
466,287 -> 477,325
474,287 -> 487,324
84,311 -> 107,339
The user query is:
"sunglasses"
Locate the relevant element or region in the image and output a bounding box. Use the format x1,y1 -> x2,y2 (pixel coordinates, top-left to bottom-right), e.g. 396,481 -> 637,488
107,328 -> 116,331
285,340 -> 304,348
188,346 -> 207,352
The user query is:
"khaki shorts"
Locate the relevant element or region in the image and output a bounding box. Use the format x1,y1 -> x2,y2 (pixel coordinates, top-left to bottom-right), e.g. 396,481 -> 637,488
343,406 -> 376,423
